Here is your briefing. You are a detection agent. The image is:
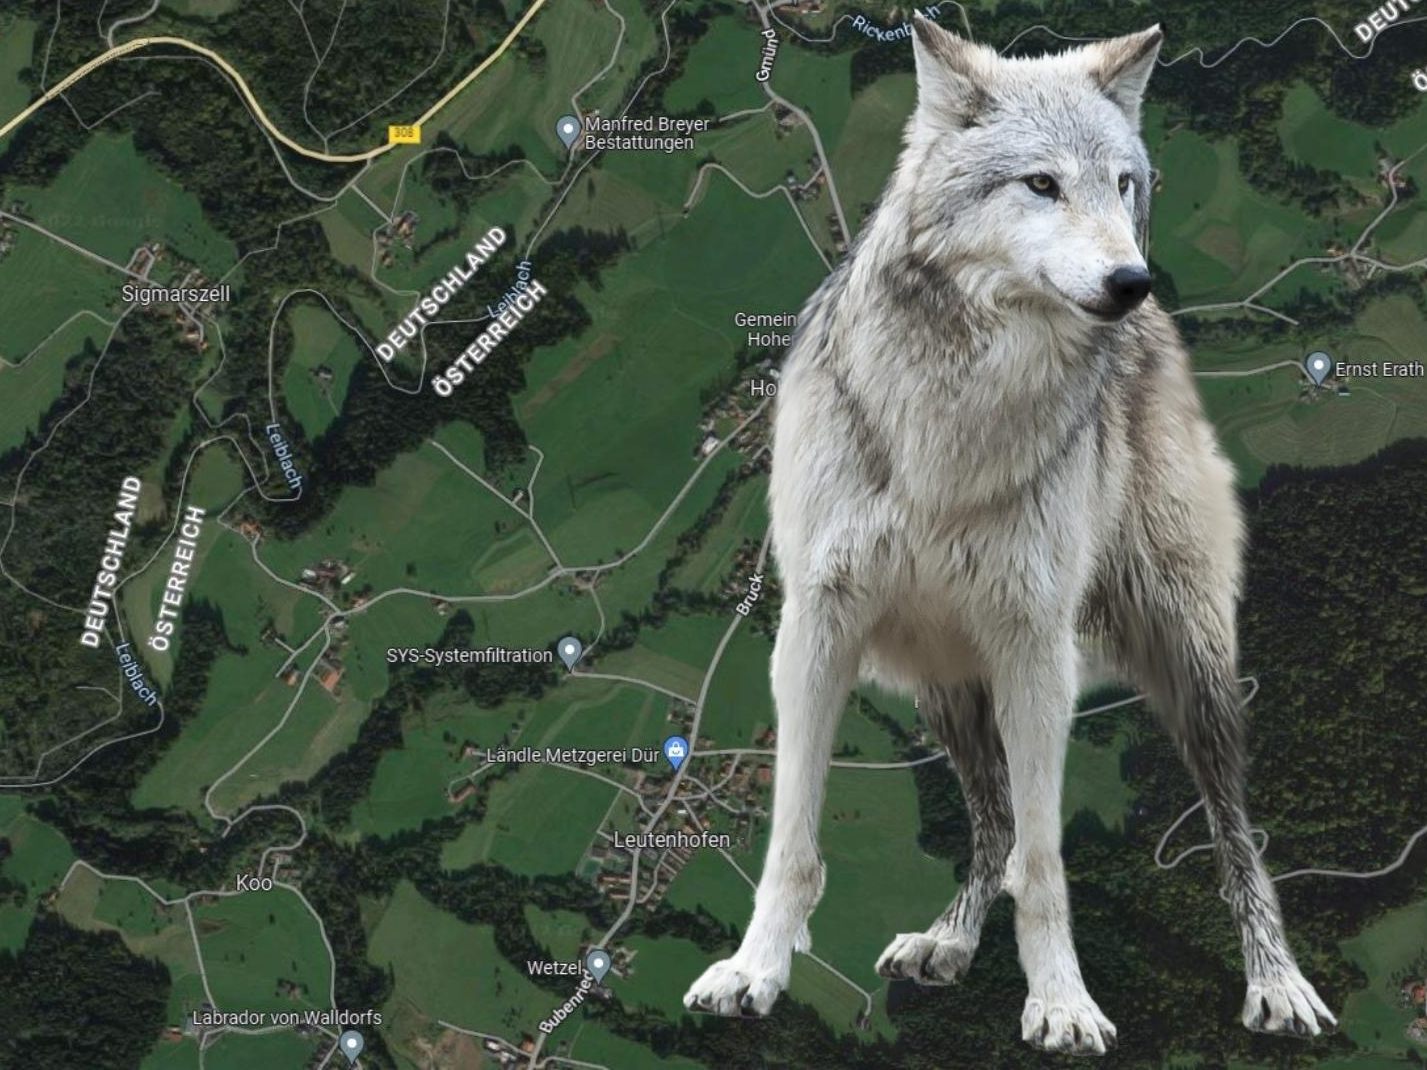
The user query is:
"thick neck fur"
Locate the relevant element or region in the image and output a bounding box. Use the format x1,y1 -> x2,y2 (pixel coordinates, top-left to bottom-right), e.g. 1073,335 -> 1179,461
799,148 -> 1121,511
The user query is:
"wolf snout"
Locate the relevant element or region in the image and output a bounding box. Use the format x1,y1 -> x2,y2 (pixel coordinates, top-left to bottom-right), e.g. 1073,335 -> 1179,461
1104,265 -> 1152,313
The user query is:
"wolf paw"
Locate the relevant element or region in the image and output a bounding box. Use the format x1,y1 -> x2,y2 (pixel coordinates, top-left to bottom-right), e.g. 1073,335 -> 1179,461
874,932 -> 975,985
683,957 -> 786,1017
1242,970 -> 1336,1037
1021,992 -> 1117,1056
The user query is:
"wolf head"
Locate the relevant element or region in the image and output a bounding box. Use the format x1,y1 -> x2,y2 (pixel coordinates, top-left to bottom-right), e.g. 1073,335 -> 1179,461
900,20 -> 1162,324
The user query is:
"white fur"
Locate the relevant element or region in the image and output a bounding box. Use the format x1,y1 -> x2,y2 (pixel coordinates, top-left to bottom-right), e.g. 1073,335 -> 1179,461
683,21 -> 1332,1052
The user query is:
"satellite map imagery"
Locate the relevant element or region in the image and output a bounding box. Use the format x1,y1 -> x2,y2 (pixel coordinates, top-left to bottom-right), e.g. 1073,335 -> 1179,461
1,0 -> 1427,1067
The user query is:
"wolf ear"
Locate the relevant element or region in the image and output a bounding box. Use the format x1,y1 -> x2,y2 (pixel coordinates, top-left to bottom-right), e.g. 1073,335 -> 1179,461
911,17 -> 989,127
1083,25 -> 1163,126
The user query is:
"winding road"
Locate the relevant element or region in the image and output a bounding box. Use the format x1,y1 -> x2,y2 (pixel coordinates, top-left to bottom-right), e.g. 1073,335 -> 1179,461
0,0 -> 548,163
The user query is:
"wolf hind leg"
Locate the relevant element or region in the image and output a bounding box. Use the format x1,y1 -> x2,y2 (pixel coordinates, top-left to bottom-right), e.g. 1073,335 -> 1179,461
876,681 -> 1013,985
683,593 -> 863,1017
1105,550 -> 1336,1036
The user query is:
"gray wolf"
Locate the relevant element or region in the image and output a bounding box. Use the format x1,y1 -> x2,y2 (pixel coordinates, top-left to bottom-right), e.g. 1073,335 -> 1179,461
681,19 -> 1335,1054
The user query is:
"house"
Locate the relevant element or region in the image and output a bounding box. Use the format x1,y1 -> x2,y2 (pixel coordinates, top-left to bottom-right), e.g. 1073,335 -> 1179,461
318,660 -> 344,693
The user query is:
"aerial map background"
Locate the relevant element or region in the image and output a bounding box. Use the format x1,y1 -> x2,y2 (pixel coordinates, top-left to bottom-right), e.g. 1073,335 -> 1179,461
1,0 -> 1426,1067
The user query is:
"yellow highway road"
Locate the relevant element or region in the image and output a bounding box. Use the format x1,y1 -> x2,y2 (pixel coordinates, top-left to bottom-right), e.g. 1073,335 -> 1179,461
0,0 -> 547,163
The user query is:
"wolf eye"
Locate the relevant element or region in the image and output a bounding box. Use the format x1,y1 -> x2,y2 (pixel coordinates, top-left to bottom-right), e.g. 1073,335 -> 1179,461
1024,174 -> 1059,199
1118,173 -> 1132,194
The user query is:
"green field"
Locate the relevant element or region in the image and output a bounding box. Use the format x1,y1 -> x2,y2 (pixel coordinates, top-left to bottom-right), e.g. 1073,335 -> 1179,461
699,625 -> 774,745
663,16 -> 766,116
164,0 -> 242,14
8,133 -> 235,273
1276,83 -> 1380,181
1337,899 -> 1427,1058
0,808 -> 74,953
316,194 -> 379,285
1192,289 -> 1427,482
193,890 -> 333,1012
805,767 -> 964,991
0,310 -> 109,453
771,44 -> 853,166
620,932 -> 714,1015
516,178 -> 824,566
131,642 -> 307,813
563,1024 -> 709,1070
188,1030 -> 322,1070
664,843 -> 757,937
830,73 -> 915,231
564,450 -> 745,628
582,0 -> 661,120
215,682 -> 368,814
0,230 -> 117,360
256,441 -> 559,606
600,613 -> 727,702
1150,127 -> 1329,308
699,111 -> 820,196
350,690 -> 508,841
119,486 -> 231,689
365,162 -> 552,302
369,880 -> 553,1038
1064,732 -> 1135,832
436,681 -> 666,873
664,474 -> 769,593
0,15 -> 36,123
281,302 -> 363,437
524,904 -> 592,963
120,497 -> 328,786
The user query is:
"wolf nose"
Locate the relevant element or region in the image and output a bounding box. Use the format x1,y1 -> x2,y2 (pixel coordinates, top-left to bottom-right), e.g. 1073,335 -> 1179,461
1105,266 -> 1151,312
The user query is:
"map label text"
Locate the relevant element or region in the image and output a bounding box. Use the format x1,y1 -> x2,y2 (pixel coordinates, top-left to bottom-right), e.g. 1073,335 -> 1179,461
121,282 -> 231,307
431,279 -> 548,396
850,4 -> 945,42
80,475 -> 141,647
147,505 -> 206,653
581,115 -> 711,153
1335,359 -> 1425,378
527,960 -> 581,977
488,745 -> 662,767
386,646 -> 555,665
265,423 -> 303,491
755,28 -> 780,82
376,227 -> 506,362
538,975 -> 594,1034
735,572 -> 764,616
1354,0 -> 1423,44
115,642 -> 160,706
486,259 -> 535,318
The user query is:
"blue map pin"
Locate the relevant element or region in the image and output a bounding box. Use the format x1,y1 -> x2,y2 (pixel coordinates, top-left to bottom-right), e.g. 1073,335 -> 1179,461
663,735 -> 689,771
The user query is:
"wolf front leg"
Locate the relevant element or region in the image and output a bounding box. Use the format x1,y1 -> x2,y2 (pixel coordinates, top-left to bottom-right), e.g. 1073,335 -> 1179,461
991,630 -> 1117,1055
682,594 -> 862,1017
